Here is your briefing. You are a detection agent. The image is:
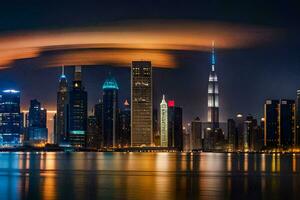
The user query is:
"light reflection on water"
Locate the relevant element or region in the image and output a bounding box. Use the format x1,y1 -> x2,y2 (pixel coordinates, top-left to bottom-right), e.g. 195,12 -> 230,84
0,152 -> 300,200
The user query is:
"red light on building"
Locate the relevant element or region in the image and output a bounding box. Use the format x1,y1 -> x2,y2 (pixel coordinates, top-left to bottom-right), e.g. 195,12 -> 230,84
168,100 -> 175,107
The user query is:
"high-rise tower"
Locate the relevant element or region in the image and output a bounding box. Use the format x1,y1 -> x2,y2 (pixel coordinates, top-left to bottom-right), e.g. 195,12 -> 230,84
207,41 -> 219,129
0,90 -> 22,146
68,66 -> 88,147
131,61 -> 153,146
56,66 -> 69,145
160,95 -> 168,147
102,75 -> 119,148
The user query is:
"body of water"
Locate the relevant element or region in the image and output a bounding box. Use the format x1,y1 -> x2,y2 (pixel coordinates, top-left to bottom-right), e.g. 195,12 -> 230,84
0,152 -> 300,200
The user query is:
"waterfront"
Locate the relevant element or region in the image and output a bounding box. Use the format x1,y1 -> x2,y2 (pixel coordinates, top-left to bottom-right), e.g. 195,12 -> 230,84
0,152 -> 300,200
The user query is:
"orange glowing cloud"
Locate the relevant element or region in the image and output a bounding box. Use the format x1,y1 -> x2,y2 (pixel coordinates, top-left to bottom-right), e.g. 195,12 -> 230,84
0,20 -> 281,69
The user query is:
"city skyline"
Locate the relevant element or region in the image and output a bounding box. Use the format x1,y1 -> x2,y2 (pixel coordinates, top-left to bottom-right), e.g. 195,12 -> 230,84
0,1 -> 299,125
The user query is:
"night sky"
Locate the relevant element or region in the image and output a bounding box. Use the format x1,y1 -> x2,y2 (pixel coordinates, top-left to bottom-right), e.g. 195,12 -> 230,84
0,0 -> 300,124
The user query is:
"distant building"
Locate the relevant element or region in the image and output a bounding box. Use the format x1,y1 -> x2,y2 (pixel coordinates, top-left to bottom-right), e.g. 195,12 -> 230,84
86,115 -> 100,149
102,75 -> 119,148
167,100 -> 183,150
131,61 -> 152,146
160,95 -> 168,147
183,125 -> 191,152
264,100 -> 280,147
235,114 -> 245,151
27,99 -> 48,143
244,115 -> 258,151
68,66 -> 87,147
152,108 -> 160,146
118,100 -> 131,147
278,99 -> 295,147
264,99 -> 295,148
191,117 -> 202,150
55,66 -> 69,145
227,118 -> 236,151
94,100 -> 103,148
0,90 -> 22,146
296,90 -> 300,146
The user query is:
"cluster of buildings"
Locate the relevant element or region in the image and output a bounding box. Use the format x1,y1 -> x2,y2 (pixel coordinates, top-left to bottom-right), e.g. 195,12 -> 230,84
1,42 -> 300,152
0,60 -> 183,150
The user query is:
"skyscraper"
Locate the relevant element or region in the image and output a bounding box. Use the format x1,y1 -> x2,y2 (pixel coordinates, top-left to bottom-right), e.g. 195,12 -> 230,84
27,99 -> 48,143
227,118 -> 236,151
160,95 -> 168,147
295,90 -> 300,146
55,66 -> 69,145
264,100 -> 279,147
118,100 -> 131,147
68,66 -> 88,147
94,100 -> 103,148
102,75 -> 119,148
191,117 -> 202,150
168,100 -> 183,150
0,90 -> 22,146
86,115 -> 99,149
278,99 -> 295,147
131,61 -> 153,146
207,41 -> 219,129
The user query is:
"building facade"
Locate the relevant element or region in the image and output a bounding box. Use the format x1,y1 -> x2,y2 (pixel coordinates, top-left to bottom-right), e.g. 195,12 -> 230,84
27,99 -> 48,143
0,90 -> 22,146
102,76 -> 119,148
191,117 -> 202,150
68,66 -> 88,147
118,100 -> 131,147
167,100 -> 183,150
278,99 -> 295,147
160,95 -> 168,147
264,100 -> 279,147
131,61 -> 153,146
86,115 -> 100,149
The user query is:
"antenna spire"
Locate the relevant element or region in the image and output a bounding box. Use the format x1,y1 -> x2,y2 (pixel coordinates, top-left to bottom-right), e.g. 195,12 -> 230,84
62,65 -> 65,76
211,40 -> 216,71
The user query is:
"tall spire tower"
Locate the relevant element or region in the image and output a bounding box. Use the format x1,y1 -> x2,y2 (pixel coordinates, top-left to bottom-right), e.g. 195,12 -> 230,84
56,65 -> 68,145
207,41 -> 219,129
160,95 -> 168,147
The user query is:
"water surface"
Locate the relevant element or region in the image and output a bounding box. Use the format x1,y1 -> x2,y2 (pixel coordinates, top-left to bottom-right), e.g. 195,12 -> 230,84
0,152 -> 300,200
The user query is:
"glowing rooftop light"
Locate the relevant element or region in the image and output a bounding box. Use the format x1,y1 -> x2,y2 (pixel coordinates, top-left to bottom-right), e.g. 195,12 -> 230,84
3,89 -> 20,93
102,77 -> 119,90
237,114 -> 243,118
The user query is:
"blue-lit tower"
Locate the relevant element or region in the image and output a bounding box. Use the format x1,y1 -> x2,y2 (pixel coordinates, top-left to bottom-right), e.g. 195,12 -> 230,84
56,66 -> 69,145
207,41 -> 219,129
102,75 -> 119,148
0,90 -> 22,146
28,99 -> 48,143
68,66 -> 88,147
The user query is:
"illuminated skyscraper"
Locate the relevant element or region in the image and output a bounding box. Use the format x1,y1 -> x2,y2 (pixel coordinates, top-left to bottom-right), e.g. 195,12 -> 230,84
55,66 -> 69,145
131,61 -> 152,146
207,41 -> 219,129
102,75 -> 119,148
168,100 -> 183,150
69,66 -> 88,147
0,90 -> 22,146
160,95 -> 168,147
28,99 -> 48,143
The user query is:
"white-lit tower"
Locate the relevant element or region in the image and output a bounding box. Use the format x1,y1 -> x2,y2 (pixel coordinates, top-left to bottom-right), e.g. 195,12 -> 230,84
160,95 -> 168,147
207,41 -> 219,129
